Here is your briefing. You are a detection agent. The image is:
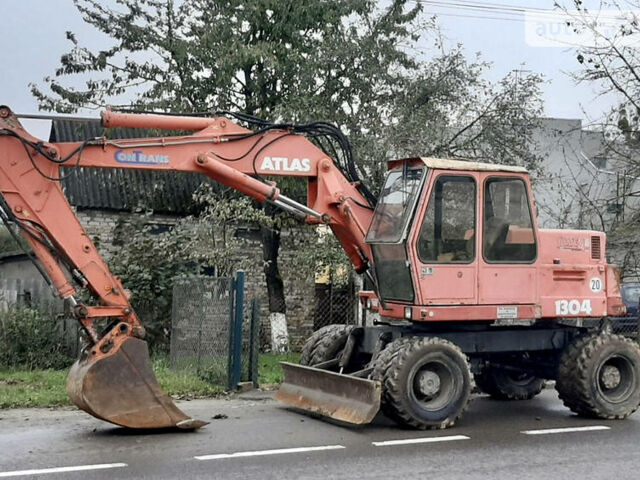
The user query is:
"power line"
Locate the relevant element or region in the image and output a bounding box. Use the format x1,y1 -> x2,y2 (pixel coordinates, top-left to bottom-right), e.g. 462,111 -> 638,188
421,9 -> 526,22
440,0 -> 553,12
412,0 -> 630,23
459,0 -> 636,18
418,0 -> 534,17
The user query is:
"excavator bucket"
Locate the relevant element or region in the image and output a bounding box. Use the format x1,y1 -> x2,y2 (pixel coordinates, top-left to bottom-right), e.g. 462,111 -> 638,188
67,337 -> 207,430
276,362 -> 381,425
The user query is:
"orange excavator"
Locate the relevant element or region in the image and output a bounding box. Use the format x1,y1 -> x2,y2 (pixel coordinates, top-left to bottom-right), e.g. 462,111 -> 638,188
1,105 -> 639,431
0,105 -> 376,429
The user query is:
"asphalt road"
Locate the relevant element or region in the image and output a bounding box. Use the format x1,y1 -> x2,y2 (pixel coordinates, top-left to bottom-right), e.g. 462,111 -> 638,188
1,387 -> 639,480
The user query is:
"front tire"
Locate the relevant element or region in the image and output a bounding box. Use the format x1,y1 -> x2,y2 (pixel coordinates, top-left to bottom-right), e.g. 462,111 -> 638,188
299,324 -> 353,366
556,333 -> 640,419
378,337 -> 473,429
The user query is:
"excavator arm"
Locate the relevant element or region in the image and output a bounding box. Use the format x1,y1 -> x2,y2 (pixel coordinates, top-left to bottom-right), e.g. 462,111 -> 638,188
0,105 -> 375,429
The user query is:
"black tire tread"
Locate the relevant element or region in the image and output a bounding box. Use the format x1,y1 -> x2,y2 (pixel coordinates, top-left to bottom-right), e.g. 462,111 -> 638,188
379,336 -> 473,430
556,333 -> 640,419
370,337 -> 413,423
306,324 -> 354,366
299,326 -> 334,365
555,333 -> 595,416
474,369 -> 544,400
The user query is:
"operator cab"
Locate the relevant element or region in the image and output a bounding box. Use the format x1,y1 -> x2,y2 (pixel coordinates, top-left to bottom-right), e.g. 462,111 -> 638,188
365,157 -> 537,309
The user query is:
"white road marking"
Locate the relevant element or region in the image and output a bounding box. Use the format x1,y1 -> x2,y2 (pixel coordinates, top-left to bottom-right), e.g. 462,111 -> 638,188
195,445 -> 345,461
521,425 -> 611,435
0,463 -> 127,478
372,435 -> 470,447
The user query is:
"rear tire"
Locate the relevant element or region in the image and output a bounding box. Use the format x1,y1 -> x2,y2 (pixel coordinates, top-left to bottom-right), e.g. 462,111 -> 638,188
299,325 -> 353,366
377,337 -> 473,429
556,333 -> 640,419
370,338 -> 413,424
299,326 -> 330,366
475,367 -> 544,400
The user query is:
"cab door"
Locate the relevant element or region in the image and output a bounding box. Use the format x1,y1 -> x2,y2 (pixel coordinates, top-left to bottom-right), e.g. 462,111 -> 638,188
478,174 -> 538,304
410,172 -> 478,305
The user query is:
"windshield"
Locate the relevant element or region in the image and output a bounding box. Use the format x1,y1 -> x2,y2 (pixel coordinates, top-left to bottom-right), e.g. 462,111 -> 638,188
366,167 -> 425,243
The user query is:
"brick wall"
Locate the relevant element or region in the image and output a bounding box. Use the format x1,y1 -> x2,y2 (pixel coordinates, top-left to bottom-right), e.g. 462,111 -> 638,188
240,229 -> 317,350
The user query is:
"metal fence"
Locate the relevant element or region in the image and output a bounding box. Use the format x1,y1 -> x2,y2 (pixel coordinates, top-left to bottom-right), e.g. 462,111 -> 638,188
170,272 -> 259,390
313,281 -> 360,331
610,315 -> 640,339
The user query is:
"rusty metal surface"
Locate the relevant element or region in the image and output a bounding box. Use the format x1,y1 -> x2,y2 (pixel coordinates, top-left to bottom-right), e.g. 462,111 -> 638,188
275,362 -> 381,425
67,337 -> 207,429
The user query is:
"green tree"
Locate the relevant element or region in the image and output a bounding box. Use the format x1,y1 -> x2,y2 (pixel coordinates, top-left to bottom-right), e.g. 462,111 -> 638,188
31,0 -> 429,327
371,48 -> 544,173
0,226 -> 20,254
32,0 -> 544,330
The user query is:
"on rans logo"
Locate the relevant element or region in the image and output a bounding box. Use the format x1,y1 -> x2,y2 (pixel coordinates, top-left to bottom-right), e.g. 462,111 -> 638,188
260,156 -> 311,172
114,150 -> 170,165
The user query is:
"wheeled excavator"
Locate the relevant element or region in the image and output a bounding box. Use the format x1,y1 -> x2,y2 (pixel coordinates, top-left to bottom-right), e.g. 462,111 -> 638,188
1,105 -> 639,431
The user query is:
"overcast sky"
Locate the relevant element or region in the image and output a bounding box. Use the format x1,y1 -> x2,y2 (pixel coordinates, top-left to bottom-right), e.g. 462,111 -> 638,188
0,0 -> 620,140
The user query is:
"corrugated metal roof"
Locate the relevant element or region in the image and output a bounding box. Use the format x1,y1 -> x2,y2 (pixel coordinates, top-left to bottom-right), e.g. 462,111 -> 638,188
0,251 -> 28,262
50,119 -> 215,214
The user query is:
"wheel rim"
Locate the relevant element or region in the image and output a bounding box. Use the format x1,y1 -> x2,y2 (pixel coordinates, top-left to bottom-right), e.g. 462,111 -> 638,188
596,354 -> 636,404
407,357 -> 461,412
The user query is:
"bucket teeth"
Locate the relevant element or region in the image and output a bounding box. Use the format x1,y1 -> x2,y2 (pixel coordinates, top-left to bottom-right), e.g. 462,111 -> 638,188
67,337 -> 207,430
276,362 -> 381,425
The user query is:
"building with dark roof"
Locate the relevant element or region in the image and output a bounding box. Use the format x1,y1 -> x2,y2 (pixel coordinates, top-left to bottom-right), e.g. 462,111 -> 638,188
51,119 -> 214,214
2,119 -> 215,311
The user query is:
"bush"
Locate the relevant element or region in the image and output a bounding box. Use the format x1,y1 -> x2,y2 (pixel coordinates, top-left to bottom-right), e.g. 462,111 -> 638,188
0,226 -> 20,254
0,306 -> 74,370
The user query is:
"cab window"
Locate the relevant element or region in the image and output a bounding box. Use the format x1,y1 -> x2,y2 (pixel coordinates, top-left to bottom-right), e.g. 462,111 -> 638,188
366,168 -> 424,244
417,175 -> 476,263
483,177 -> 536,262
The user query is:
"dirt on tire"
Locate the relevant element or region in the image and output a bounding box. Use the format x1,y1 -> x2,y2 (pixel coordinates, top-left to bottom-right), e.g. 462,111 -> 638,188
556,333 -> 640,419
299,325 -> 354,366
373,336 -> 473,430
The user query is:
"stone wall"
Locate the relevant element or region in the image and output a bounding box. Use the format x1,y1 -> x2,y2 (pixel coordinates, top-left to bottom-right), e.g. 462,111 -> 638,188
77,208 -> 316,351
76,209 -> 180,259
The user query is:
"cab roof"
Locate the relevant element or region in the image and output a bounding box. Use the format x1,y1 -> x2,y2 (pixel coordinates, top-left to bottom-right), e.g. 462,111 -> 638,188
390,157 -> 528,174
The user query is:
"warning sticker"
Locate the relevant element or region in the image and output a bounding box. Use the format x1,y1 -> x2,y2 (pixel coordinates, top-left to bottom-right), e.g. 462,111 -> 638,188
497,306 -> 518,319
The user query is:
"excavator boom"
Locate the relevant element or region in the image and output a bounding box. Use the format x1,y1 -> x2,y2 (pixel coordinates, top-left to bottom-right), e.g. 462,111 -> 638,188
0,106 -> 375,429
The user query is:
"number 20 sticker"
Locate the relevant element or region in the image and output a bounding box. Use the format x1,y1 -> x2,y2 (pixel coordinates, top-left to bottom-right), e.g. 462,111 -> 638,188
590,277 -> 603,293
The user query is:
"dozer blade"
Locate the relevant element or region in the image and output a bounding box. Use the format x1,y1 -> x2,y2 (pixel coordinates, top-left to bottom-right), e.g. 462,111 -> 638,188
275,362 -> 381,425
67,337 -> 208,430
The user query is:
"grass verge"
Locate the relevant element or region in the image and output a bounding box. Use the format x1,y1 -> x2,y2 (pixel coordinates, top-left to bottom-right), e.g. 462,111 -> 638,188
0,370 -> 69,409
0,353 -> 300,409
259,352 -> 300,384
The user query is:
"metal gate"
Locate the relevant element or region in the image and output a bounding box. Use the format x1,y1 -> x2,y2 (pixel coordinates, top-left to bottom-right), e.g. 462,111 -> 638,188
170,271 -> 259,390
